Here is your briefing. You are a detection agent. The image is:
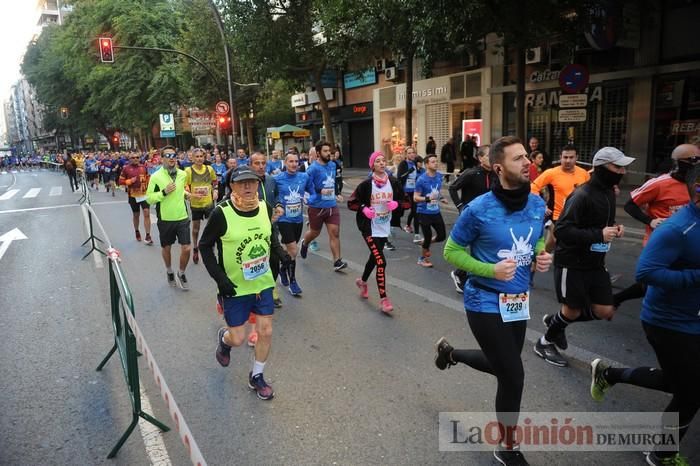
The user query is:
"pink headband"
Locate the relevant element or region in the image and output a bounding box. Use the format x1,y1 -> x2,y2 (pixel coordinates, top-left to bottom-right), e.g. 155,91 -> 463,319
369,151 -> 383,169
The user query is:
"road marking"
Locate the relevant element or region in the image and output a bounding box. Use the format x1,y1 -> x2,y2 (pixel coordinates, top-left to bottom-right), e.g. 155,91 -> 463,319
49,186 -> 62,196
312,248 -> 630,370
138,386 -> 172,466
0,200 -> 122,215
81,204 -> 103,269
0,228 -> 28,262
23,188 -> 41,198
0,189 -> 19,200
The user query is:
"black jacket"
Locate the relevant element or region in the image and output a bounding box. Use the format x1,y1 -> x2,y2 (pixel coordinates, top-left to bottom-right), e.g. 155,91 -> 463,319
396,159 -> 416,191
554,174 -> 616,269
347,176 -> 404,237
448,166 -> 496,210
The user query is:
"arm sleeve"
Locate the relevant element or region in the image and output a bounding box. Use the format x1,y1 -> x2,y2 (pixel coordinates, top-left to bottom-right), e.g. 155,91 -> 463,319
146,175 -> 165,205
624,197 -> 653,225
443,238 -> 496,278
535,236 -> 545,254
199,206 -> 231,286
635,223 -> 700,288
554,192 -> 604,246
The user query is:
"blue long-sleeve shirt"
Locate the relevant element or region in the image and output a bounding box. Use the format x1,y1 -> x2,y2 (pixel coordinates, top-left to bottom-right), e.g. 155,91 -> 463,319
637,202 -> 700,334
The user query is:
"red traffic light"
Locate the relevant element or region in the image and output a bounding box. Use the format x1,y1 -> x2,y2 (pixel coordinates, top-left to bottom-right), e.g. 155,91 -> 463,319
99,37 -> 114,63
219,116 -> 226,124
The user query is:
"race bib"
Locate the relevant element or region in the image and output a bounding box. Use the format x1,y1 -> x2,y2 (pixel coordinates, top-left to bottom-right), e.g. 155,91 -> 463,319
134,195 -> 147,203
285,202 -> 302,218
406,177 -> 416,189
375,211 -> 391,224
194,186 -> 210,197
498,292 -> 530,322
427,199 -> 439,212
103,167 -> 111,173
321,188 -> 335,201
242,255 -> 270,280
590,242 -> 611,253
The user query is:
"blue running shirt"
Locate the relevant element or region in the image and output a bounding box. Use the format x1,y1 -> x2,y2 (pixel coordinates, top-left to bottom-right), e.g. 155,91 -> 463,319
274,171 -> 310,223
306,161 -> 338,208
415,172 -> 443,214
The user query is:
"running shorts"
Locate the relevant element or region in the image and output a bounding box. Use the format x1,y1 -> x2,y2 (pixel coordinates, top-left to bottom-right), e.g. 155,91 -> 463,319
554,266 -> 613,309
191,206 -> 213,221
277,222 -> 303,244
218,287 -> 274,327
128,196 -> 149,213
308,206 -> 340,231
157,219 -> 191,247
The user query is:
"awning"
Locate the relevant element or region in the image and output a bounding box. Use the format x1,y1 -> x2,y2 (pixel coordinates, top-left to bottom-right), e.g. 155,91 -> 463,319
267,124 -> 311,139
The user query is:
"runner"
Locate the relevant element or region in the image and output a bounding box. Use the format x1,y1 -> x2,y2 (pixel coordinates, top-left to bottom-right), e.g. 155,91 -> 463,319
348,151 -> 404,313
266,150 -> 283,176
613,143 -> 700,308
589,163 -> 700,466
535,147 -> 635,367
200,166 -> 290,400
211,153 -> 227,202
84,153 -> 100,190
118,153 -> 153,244
146,146 -> 192,290
447,145 -> 495,292
274,152 -> 310,296
530,145 -> 590,252
397,147 -> 421,241
299,142 -> 347,271
64,154 -> 79,192
185,148 -> 218,265
436,135 -> 551,466
413,154 -> 448,267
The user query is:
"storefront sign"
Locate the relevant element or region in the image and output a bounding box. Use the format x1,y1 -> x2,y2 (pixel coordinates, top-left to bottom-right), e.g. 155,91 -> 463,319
462,119 -> 483,146
353,105 -> 368,114
397,77 -> 451,107
307,88 -> 334,105
523,86 -> 602,108
558,109 -> 587,122
291,93 -> 307,107
188,111 -> 216,133
344,69 -> 377,90
670,119 -> 700,135
530,70 -> 561,83
559,94 -> 588,108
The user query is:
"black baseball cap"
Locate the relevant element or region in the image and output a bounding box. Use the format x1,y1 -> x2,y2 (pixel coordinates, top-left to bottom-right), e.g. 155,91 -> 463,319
229,167 -> 259,183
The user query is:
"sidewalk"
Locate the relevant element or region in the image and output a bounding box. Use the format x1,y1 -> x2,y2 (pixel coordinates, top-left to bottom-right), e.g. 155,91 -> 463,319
341,168 -> 646,240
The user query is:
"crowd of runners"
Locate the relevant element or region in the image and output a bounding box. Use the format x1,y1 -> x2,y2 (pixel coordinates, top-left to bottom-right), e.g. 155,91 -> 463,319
49,135 -> 699,466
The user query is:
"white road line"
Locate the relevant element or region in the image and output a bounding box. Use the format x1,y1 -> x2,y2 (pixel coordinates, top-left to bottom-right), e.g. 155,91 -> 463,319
138,387 -> 172,466
23,188 -> 41,198
80,204 -> 103,269
49,186 -> 62,196
0,200 -> 122,215
0,189 -> 19,200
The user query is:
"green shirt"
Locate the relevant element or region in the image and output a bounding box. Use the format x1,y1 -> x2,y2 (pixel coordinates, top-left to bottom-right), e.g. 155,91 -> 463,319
146,166 -> 189,221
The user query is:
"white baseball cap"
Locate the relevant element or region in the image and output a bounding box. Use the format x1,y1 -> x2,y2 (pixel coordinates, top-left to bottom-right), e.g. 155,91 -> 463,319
592,147 -> 635,167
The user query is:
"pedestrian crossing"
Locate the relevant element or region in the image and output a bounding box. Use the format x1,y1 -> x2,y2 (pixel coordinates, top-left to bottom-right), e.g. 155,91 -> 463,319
0,186 -> 69,201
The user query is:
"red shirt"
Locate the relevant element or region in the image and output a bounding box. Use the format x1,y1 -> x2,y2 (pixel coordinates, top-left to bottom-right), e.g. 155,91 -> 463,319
119,164 -> 150,197
630,173 -> 690,245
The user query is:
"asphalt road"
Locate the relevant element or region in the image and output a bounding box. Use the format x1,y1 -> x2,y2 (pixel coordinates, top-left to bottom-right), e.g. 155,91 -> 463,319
1,168 -> 697,465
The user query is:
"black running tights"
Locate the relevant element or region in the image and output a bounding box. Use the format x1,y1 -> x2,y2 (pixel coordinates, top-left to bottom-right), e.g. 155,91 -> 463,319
418,213 -> 446,252
406,196 -> 419,233
452,311 -> 527,447
361,236 -> 387,298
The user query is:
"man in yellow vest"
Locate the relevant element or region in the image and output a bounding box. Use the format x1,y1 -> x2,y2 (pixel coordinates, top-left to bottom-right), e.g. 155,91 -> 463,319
199,166 -> 289,401
185,148 -> 218,265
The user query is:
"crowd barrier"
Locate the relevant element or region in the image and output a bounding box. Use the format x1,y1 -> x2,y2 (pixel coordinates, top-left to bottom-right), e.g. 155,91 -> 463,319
81,195 -> 206,464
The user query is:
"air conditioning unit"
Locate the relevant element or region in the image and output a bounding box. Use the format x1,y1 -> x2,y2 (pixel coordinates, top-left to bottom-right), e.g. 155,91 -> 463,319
375,58 -> 386,71
385,66 -> 397,81
525,47 -> 542,64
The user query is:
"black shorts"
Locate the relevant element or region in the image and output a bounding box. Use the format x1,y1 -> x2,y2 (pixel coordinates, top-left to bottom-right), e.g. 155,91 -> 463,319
128,196 -> 149,213
157,219 -> 191,247
278,222 -> 303,244
554,266 -> 613,309
191,206 -> 213,221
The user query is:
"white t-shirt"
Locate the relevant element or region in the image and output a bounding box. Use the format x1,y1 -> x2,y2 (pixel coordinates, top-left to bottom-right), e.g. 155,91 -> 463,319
370,181 -> 393,238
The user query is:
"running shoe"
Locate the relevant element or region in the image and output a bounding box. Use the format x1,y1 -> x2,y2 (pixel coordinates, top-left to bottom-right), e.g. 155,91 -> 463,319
355,278 -> 368,299
192,248 -> 199,264
542,314 -> 568,350
300,240 -> 308,259
533,339 -> 568,367
274,298 -> 282,308
215,327 -> 231,367
434,337 -> 456,370
646,452 -> 689,466
385,241 -> 396,251
135,229 -> 142,242
309,241 -> 319,252
288,279 -> 302,296
413,234 -> 423,244
450,270 -> 464,293
493,443 -> 529,466
590,358 -> 611,402
248,372 -> 274,400
403,225 -> 413,234
380,297 -> 394,313
144,234 -> 153,245
333,259 -> 348,272
247,330 -> 258,347
176,272 -> 189,291
417,256 -> 433,267
167,272 -> 176,287
279,263 -> 290,287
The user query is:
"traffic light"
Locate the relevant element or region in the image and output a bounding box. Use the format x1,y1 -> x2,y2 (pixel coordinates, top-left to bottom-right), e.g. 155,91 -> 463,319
99,37 -> 114,63
218,116 -> 231,131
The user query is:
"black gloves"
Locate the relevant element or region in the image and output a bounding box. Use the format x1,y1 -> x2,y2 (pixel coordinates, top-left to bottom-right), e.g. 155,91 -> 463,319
218,278 -> 237,297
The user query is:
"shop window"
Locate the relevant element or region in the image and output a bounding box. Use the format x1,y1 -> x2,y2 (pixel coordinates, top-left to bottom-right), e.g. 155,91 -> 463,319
450,76 -> 465,100
600,86 -> 629,152
379,87 -> 396,110
426,103 -> 450,155
466,73 -> 482,98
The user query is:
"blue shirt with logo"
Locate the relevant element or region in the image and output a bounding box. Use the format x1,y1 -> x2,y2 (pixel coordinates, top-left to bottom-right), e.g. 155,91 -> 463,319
274,171 -> 310,223
450,191 -> 546,313
266,159 -> 283,175
306,161 -> 338,208
415,172 -> 443,214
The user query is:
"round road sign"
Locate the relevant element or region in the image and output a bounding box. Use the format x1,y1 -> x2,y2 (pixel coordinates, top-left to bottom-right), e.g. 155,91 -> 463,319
559,64 -> 589,94
215,101 -> 230,115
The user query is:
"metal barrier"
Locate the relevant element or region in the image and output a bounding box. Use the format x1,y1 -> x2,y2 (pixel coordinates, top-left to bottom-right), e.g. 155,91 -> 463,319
78,170 -> 106,259
82,203 -> 207,464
